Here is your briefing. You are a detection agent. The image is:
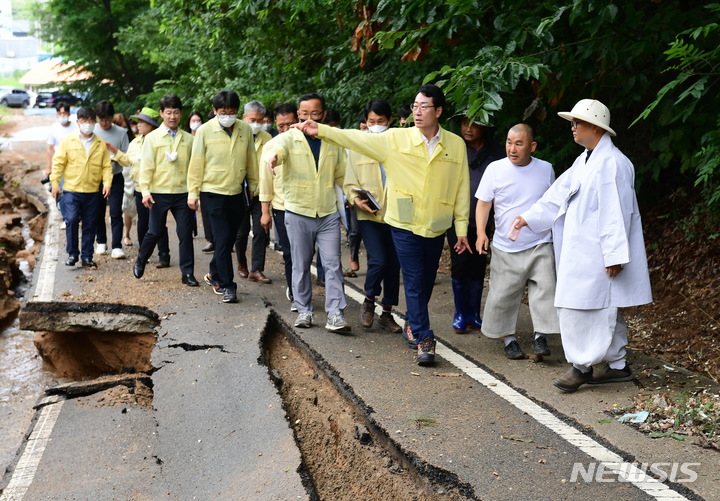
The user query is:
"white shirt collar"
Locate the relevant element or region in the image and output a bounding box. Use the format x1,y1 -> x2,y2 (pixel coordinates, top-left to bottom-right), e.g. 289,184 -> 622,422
421,127 -> 441,155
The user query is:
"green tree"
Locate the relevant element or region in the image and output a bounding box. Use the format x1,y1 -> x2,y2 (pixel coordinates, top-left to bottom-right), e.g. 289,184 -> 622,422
633,4 -> 720,212
35,0 -> 163,103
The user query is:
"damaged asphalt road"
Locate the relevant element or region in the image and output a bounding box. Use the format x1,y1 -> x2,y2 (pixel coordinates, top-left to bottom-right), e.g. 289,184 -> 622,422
2,201 -> 719,501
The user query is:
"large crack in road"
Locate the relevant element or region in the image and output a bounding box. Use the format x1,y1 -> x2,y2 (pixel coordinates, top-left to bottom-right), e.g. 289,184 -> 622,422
262,314 -> 478,501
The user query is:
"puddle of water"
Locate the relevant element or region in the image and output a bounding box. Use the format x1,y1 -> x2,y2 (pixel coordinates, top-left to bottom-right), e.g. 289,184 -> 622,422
0,208 -> 63,470
0,318 -> 61,405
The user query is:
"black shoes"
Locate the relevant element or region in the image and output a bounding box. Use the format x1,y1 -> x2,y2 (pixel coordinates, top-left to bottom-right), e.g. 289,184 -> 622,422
133,260 -> 145,279
532,334 -> 551,356
416,338 -> 436,366
156,253 -> 170,268
67,256 -> 95,267
222,288 -> 238,303
182,274 -> 199,286
504,340 -> 525,359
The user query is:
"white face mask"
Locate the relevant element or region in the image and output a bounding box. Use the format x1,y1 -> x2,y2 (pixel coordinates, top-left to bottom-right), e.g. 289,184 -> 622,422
79,123 -> 95,135
217,114 -> 237,128
368,124 -> 389,134
57,115 -> 70,125
189,121 -> 202,131
248,122 -> 262,135
260,123 -> 273,132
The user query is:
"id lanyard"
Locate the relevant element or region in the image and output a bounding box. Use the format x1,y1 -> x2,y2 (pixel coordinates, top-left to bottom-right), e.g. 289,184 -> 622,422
165,130 -> 179,162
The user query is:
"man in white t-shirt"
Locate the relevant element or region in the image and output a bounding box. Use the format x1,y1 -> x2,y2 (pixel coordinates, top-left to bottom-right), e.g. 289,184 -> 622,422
475,124 -> 560,359
46,101 -> 78,226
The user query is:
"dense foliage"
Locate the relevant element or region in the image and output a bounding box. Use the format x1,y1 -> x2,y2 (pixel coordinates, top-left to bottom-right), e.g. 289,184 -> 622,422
35,0 -> 719,219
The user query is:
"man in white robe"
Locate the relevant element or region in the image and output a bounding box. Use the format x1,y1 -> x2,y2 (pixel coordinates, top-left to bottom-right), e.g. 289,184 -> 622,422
512,99 -> 652,392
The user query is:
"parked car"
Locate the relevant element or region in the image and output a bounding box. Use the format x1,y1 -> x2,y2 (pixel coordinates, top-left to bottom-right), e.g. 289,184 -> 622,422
0,87 -> 31,108
34,91 -> 83,108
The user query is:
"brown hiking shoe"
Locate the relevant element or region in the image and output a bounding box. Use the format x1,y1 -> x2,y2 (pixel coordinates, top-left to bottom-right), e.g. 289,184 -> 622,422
360,300 -> 374,328
553,367 -> 593,393
377,312 -> 402,333
590,364 -> 633,384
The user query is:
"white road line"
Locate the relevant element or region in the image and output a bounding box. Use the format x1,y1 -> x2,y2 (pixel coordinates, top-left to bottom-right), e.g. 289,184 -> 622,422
1,193 -> 62,500
342,285 -> 690,501
0,401 -> 64,501
32,191 -> 59,302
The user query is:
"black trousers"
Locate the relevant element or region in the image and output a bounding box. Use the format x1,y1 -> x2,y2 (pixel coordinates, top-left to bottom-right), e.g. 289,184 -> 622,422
202,192 -> 246,290
272,209 -> 293,290
138,193 -> 194,275
235,195 -> 268,272
447,225 -> 487,281
95,172 -> 124,248
135,191 -> 169,257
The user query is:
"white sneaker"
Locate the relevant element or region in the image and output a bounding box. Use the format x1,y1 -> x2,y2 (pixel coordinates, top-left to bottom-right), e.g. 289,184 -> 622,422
96,243 -> 108,255
325,311 -> 351,333
110,248 -> 126,259
60,221 -> 66,229
294,312 -> 313,328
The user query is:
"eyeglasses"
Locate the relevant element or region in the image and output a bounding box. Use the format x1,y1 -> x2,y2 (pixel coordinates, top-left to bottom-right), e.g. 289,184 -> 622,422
410,103 -> 436,112
570,120 -> 587,129
297,111 -> 324,119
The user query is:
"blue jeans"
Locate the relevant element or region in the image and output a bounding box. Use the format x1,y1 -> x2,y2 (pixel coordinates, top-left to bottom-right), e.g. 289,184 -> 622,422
64,191 -> 99,261
391,227 -> 445,343
358,219 -> 400,306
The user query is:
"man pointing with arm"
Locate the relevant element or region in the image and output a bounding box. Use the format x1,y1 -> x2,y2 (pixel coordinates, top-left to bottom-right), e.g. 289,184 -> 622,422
289,84 -> 471,366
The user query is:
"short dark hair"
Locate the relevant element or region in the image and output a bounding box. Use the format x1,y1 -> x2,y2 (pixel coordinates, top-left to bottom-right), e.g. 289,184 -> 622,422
297,92 -> 326,111
264,109 -> 274,121
159,94 -> 183,111
364,99 -> 392,121
94,100 -> 114,118
212,90 -> 240,110
55,101 -> 71,114
324,109 -> 341,124
275,102 -> 298,118
417,84 -> 445,109
76,106 -> 96,121
397,104 -> 411,120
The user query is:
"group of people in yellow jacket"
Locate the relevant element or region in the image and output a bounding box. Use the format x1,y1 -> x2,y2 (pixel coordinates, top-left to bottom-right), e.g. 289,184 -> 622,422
51,84 -> 475,366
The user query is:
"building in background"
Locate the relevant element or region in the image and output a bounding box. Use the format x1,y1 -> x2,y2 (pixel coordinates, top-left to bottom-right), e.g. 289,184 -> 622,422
0,0 -> 43,74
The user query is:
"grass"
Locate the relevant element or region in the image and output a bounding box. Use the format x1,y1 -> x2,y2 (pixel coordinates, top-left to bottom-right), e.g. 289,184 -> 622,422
0,77 -> 22,87
414,417 -> 437,428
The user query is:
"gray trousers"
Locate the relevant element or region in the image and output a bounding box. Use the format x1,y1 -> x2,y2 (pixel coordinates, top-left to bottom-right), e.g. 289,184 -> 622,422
285,211 -> 346,316
482,242 -> 560,338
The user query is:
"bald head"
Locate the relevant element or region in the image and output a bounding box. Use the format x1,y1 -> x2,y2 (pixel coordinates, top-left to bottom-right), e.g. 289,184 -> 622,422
509,123 -> 534,143
505,123 -> 537,166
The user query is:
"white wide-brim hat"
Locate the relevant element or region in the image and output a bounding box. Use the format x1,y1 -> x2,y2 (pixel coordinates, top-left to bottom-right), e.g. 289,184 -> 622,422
558,99 -> 616,137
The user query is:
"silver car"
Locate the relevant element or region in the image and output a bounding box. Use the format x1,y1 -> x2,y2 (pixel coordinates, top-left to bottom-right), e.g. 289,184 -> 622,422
0,86 -> 31,108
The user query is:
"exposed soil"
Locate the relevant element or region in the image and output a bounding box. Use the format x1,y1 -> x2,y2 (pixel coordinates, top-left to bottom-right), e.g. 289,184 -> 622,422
265,321 -> 475,501
623,194 -> 720,383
